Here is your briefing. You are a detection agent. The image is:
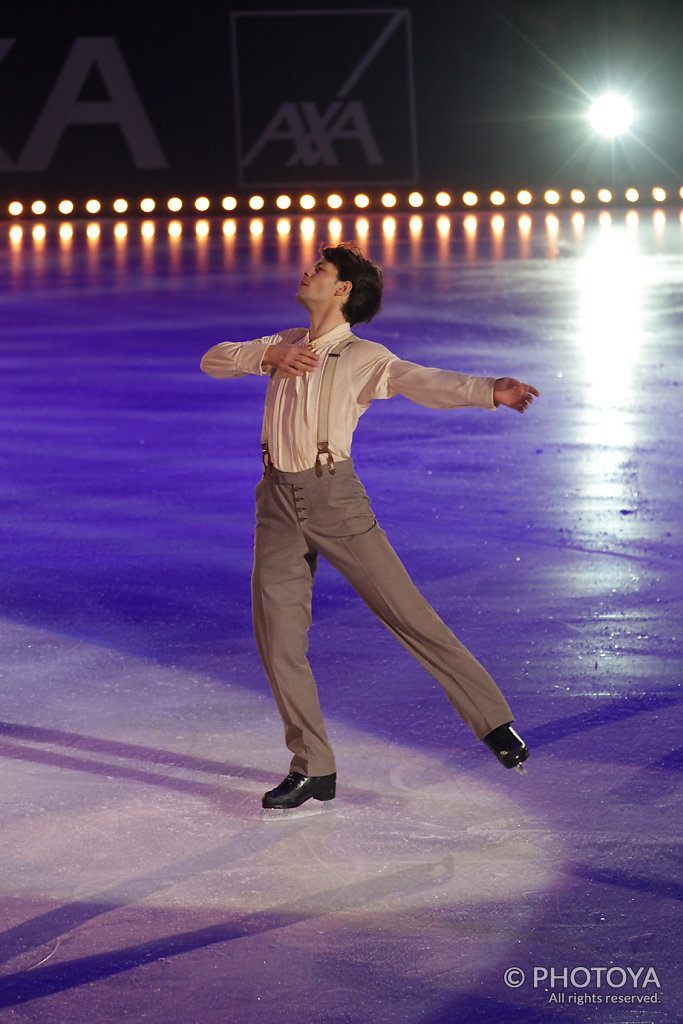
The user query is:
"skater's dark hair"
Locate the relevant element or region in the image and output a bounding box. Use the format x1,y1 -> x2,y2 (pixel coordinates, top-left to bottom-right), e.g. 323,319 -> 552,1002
320,242 -> 383,326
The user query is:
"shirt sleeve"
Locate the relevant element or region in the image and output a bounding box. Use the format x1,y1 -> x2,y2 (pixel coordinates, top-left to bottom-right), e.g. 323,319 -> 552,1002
387,359 -> 498,410
200,329 -> 307,379
200,338 -> 271,378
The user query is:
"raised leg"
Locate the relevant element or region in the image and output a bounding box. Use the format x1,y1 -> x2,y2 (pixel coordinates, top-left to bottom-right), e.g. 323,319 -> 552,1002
315,523 -> 513,740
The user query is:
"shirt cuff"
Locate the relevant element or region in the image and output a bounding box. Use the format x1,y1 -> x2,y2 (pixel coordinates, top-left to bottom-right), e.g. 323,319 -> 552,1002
241,340 -> 271,375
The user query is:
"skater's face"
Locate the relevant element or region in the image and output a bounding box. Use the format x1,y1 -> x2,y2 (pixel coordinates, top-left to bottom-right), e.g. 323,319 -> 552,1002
296,259 -> 351,312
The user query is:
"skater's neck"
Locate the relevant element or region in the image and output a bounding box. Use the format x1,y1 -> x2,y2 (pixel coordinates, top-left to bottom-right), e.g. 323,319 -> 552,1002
308,310 -> 348,343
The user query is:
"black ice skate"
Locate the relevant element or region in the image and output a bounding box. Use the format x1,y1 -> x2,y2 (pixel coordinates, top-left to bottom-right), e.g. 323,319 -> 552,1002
482,723 -> 529,773
262,771 -> 337,809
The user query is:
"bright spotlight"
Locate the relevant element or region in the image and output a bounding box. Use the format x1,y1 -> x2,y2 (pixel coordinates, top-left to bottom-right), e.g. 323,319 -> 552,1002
589,94 -> 633,136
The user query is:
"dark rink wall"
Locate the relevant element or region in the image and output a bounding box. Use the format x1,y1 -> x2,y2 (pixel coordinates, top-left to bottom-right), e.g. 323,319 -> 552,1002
2,0 -> 682,202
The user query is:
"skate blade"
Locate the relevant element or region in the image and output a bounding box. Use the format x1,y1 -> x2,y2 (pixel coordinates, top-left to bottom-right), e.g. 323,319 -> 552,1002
260,801 -> 336,823
514,762 -> 528,775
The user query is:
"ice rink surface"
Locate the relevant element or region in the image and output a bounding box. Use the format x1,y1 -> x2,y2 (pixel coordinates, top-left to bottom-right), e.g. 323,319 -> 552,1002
0,210 -> 680,1022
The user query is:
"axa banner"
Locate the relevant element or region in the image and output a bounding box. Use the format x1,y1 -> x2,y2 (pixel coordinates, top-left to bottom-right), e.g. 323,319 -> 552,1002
231,9 -> 418,186
0,7 -> 419,199
1,1 -> 682,199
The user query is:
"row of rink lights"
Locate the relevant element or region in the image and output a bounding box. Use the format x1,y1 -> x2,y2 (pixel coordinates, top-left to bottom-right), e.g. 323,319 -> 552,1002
6,185 -> 683,221
9,207 -> 679,246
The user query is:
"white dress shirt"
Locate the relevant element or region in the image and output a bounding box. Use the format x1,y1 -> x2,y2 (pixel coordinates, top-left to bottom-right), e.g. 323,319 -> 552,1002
201,323 -> 498,472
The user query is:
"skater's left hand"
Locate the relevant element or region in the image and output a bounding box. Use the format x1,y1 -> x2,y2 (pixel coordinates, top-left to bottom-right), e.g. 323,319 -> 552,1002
493,377 -> 539,413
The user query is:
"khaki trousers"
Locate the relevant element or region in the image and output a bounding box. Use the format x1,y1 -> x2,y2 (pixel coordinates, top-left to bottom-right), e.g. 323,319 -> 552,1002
251,459 -> 513,777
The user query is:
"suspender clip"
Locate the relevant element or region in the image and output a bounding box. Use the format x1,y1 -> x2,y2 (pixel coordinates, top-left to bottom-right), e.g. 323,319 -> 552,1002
315,444 -> 335,477
261,441 -> 274,476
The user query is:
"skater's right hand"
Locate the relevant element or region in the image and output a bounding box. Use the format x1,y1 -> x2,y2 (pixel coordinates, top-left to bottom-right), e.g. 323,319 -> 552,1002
263,338 -> 320,377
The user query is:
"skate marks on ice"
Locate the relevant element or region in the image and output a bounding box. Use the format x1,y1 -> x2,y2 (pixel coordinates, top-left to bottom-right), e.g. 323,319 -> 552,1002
0,618 -> 561,1020
0,617 -> 558,912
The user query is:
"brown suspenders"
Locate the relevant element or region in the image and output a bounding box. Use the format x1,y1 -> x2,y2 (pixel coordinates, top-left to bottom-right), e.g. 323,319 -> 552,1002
261,336 -> 352,476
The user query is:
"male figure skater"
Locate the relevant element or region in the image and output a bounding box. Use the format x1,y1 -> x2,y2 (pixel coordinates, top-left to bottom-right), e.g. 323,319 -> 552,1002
201,242 -> 539,810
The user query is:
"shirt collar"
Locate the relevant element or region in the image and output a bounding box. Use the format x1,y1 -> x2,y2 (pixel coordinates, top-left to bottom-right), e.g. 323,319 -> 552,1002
306,322 -> 355,351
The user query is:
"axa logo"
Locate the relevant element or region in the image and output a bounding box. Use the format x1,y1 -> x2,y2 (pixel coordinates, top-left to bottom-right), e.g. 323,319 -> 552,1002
242,101 -> 381,169
232,9 -> 418,186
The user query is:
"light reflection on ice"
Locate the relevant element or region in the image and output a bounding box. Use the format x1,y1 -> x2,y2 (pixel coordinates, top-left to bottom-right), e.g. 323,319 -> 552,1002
578,228 -> 643,408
